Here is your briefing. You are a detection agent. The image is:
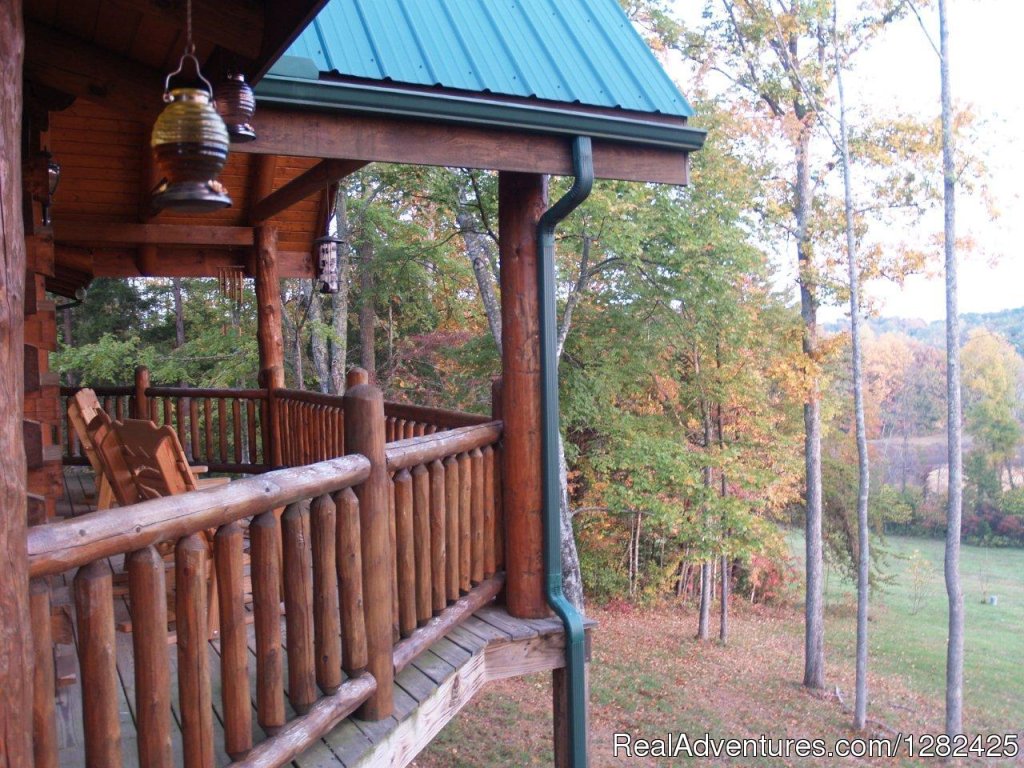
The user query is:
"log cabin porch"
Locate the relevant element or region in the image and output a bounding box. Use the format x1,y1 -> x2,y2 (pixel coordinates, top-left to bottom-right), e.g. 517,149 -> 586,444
4,1 -> 704,766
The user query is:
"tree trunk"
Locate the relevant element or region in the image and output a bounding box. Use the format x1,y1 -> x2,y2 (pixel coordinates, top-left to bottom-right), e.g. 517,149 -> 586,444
306,282 -> 330,393
835,11 -> 871,728
797,121 -> 826,690
558,433 -> 584,609
357,239 -> 376,380
697,563 -> 711,640
456,186 -> 502,352
939,0 -> 964,736
172,277 -> 185,348
719,556 -> 729,644
330,185 -> 351,394
0,3 -> 33,763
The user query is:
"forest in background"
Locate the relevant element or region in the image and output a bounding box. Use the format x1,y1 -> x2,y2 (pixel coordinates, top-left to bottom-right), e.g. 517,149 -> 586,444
52,0 -> 1024,621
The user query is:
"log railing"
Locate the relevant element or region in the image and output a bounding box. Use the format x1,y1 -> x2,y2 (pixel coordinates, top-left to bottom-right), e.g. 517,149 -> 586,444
61,372 -> 491,475
37,372 -> 508,767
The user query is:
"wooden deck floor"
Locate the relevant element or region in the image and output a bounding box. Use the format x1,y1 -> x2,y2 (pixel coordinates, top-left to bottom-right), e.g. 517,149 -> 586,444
51,468 -> 580,768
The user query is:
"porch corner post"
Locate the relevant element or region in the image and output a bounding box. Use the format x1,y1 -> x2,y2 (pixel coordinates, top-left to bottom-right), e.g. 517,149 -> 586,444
498,171 -> 548,619
255,224 -> 286,391
344,371 -> 394,719
0,2 -> 34,764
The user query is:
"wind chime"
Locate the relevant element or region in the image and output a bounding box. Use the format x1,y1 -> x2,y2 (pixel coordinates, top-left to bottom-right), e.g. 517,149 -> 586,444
216,265 -> 245,307
149,0 -> 233,211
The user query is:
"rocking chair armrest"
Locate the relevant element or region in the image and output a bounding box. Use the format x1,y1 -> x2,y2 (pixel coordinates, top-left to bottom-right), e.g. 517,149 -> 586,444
195,477 -> 230,490
188,464 -> 210,474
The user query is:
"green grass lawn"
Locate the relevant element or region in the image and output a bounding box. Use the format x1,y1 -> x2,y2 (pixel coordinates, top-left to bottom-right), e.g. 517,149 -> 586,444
793,532 -> 1024,733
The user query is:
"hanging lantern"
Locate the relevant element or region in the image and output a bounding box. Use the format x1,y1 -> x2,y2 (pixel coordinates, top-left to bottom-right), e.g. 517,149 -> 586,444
150,0 -> 231,212
215,71 -> 257,143
314,234 -> 343,294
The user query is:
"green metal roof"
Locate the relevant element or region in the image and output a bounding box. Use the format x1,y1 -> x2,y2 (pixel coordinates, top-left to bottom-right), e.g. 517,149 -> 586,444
281,0 -> 694,118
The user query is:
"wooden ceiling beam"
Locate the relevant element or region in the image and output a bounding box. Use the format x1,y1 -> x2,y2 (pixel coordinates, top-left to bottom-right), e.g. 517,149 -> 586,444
24,20 -> 164,119
250,158 -> 367,224
54,222 -> 254,248
106,0 -> 263,60
240,107 -> 689,186
55,245 -> 313,279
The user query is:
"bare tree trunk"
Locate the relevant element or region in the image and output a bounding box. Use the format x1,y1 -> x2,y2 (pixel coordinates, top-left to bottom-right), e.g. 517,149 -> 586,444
558,432 -> 584,609
719,556 -> 729,643
330,185 -> 351,394
456,184 -> 502,352
835,10 -> 871,728
172,277 -> 186,348
357,240 -> 376,380
797,121 -> 826,690
306,282 -> 330,393
939,0 -> 964,736
697,563 -> 711,640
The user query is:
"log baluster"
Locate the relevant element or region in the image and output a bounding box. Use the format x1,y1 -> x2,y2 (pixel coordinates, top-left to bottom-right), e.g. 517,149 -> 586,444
310,495 -> 342,694
127,546 -> 173,768
393,469 -> 416,637
175,398 -> 186,452
483,445 -> 496,577
470,447 -> 485,584
334,488 -> 368,674
74,561 -> 122,767
134,365 -> 150,419
282,501 -> 317,714
215,521 -> 252,760
189,398 -> 200,462
204,399 -> 214,462
428,460 -> 447,614
251,509 -> 286,733
176,533 -> 214,768
412,464 -> 432,625
247,400 -> 258,466
232,399 -> 243,465
218,398 -> 228,464
30,578 -> 58,768
458,451 -> 472,593
443,455 -> 460,603
162,396 -> 172,428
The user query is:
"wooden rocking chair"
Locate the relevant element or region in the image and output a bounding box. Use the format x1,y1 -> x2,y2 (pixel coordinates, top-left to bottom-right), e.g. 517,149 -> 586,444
87,415 -> 229,636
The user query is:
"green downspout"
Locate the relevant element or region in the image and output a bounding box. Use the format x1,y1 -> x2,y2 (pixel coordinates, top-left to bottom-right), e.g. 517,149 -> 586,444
538,135 -> 593,768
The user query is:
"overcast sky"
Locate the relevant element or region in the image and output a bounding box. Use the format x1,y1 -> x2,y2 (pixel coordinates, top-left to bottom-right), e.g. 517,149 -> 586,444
673,1 -> 1021,322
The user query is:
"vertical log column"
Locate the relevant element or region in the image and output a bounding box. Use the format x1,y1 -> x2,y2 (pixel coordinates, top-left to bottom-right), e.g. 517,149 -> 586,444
256,225 -> 285,468
134,365 -> 150,419
0,5 -> 33,763
344,374 -> 394,719
498,172 -> 548,618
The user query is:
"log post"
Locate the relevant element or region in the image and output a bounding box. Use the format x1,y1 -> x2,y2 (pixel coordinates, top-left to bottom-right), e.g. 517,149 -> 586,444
30,578 -> 58,768
343,373 -> 394,719
133,365 -> 150,419
256,225 -> 285,390
176,534 -> 214,768
215,521 -> 253,760
498,172 -> 548,618
1,5 -> 33,762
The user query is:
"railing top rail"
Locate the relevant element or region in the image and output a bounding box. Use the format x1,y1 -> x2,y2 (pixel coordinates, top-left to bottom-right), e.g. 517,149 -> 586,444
59,385 -> 133,397
145,386 -> 268,399
383,400 -> 491,428
385,421 -> 502,472
28,455 -> 371,578
274,388 -> 346,407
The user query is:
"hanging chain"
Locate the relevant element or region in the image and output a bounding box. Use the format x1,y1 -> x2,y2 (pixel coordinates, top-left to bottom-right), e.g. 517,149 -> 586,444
185,0 -> 195,55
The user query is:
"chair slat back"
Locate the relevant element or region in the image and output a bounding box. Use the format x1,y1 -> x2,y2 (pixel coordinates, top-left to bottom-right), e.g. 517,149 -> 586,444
87,410 -> 141,506
110,419 -> 198,500
67,389 -> 105,476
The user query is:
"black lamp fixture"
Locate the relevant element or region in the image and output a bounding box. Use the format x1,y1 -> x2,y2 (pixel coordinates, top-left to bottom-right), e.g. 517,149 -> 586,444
149,0 -> 232,212
314,233 -> 343,294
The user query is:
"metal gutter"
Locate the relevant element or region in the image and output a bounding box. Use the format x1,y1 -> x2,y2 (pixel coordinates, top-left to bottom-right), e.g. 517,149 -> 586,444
538,135 -> 593,768
255,74 -> 706,152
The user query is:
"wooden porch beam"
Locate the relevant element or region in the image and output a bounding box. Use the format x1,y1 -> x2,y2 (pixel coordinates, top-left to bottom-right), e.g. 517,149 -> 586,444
251,159 -> 367,224
106,0 -> 263,60
55,245 -> 313,279
24,20 -> 163,119
242,107 -> 689,186
54,222 -> 254,248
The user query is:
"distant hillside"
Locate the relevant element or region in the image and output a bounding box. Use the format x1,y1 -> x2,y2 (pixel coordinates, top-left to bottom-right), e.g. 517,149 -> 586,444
826,306 -> 1024,355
